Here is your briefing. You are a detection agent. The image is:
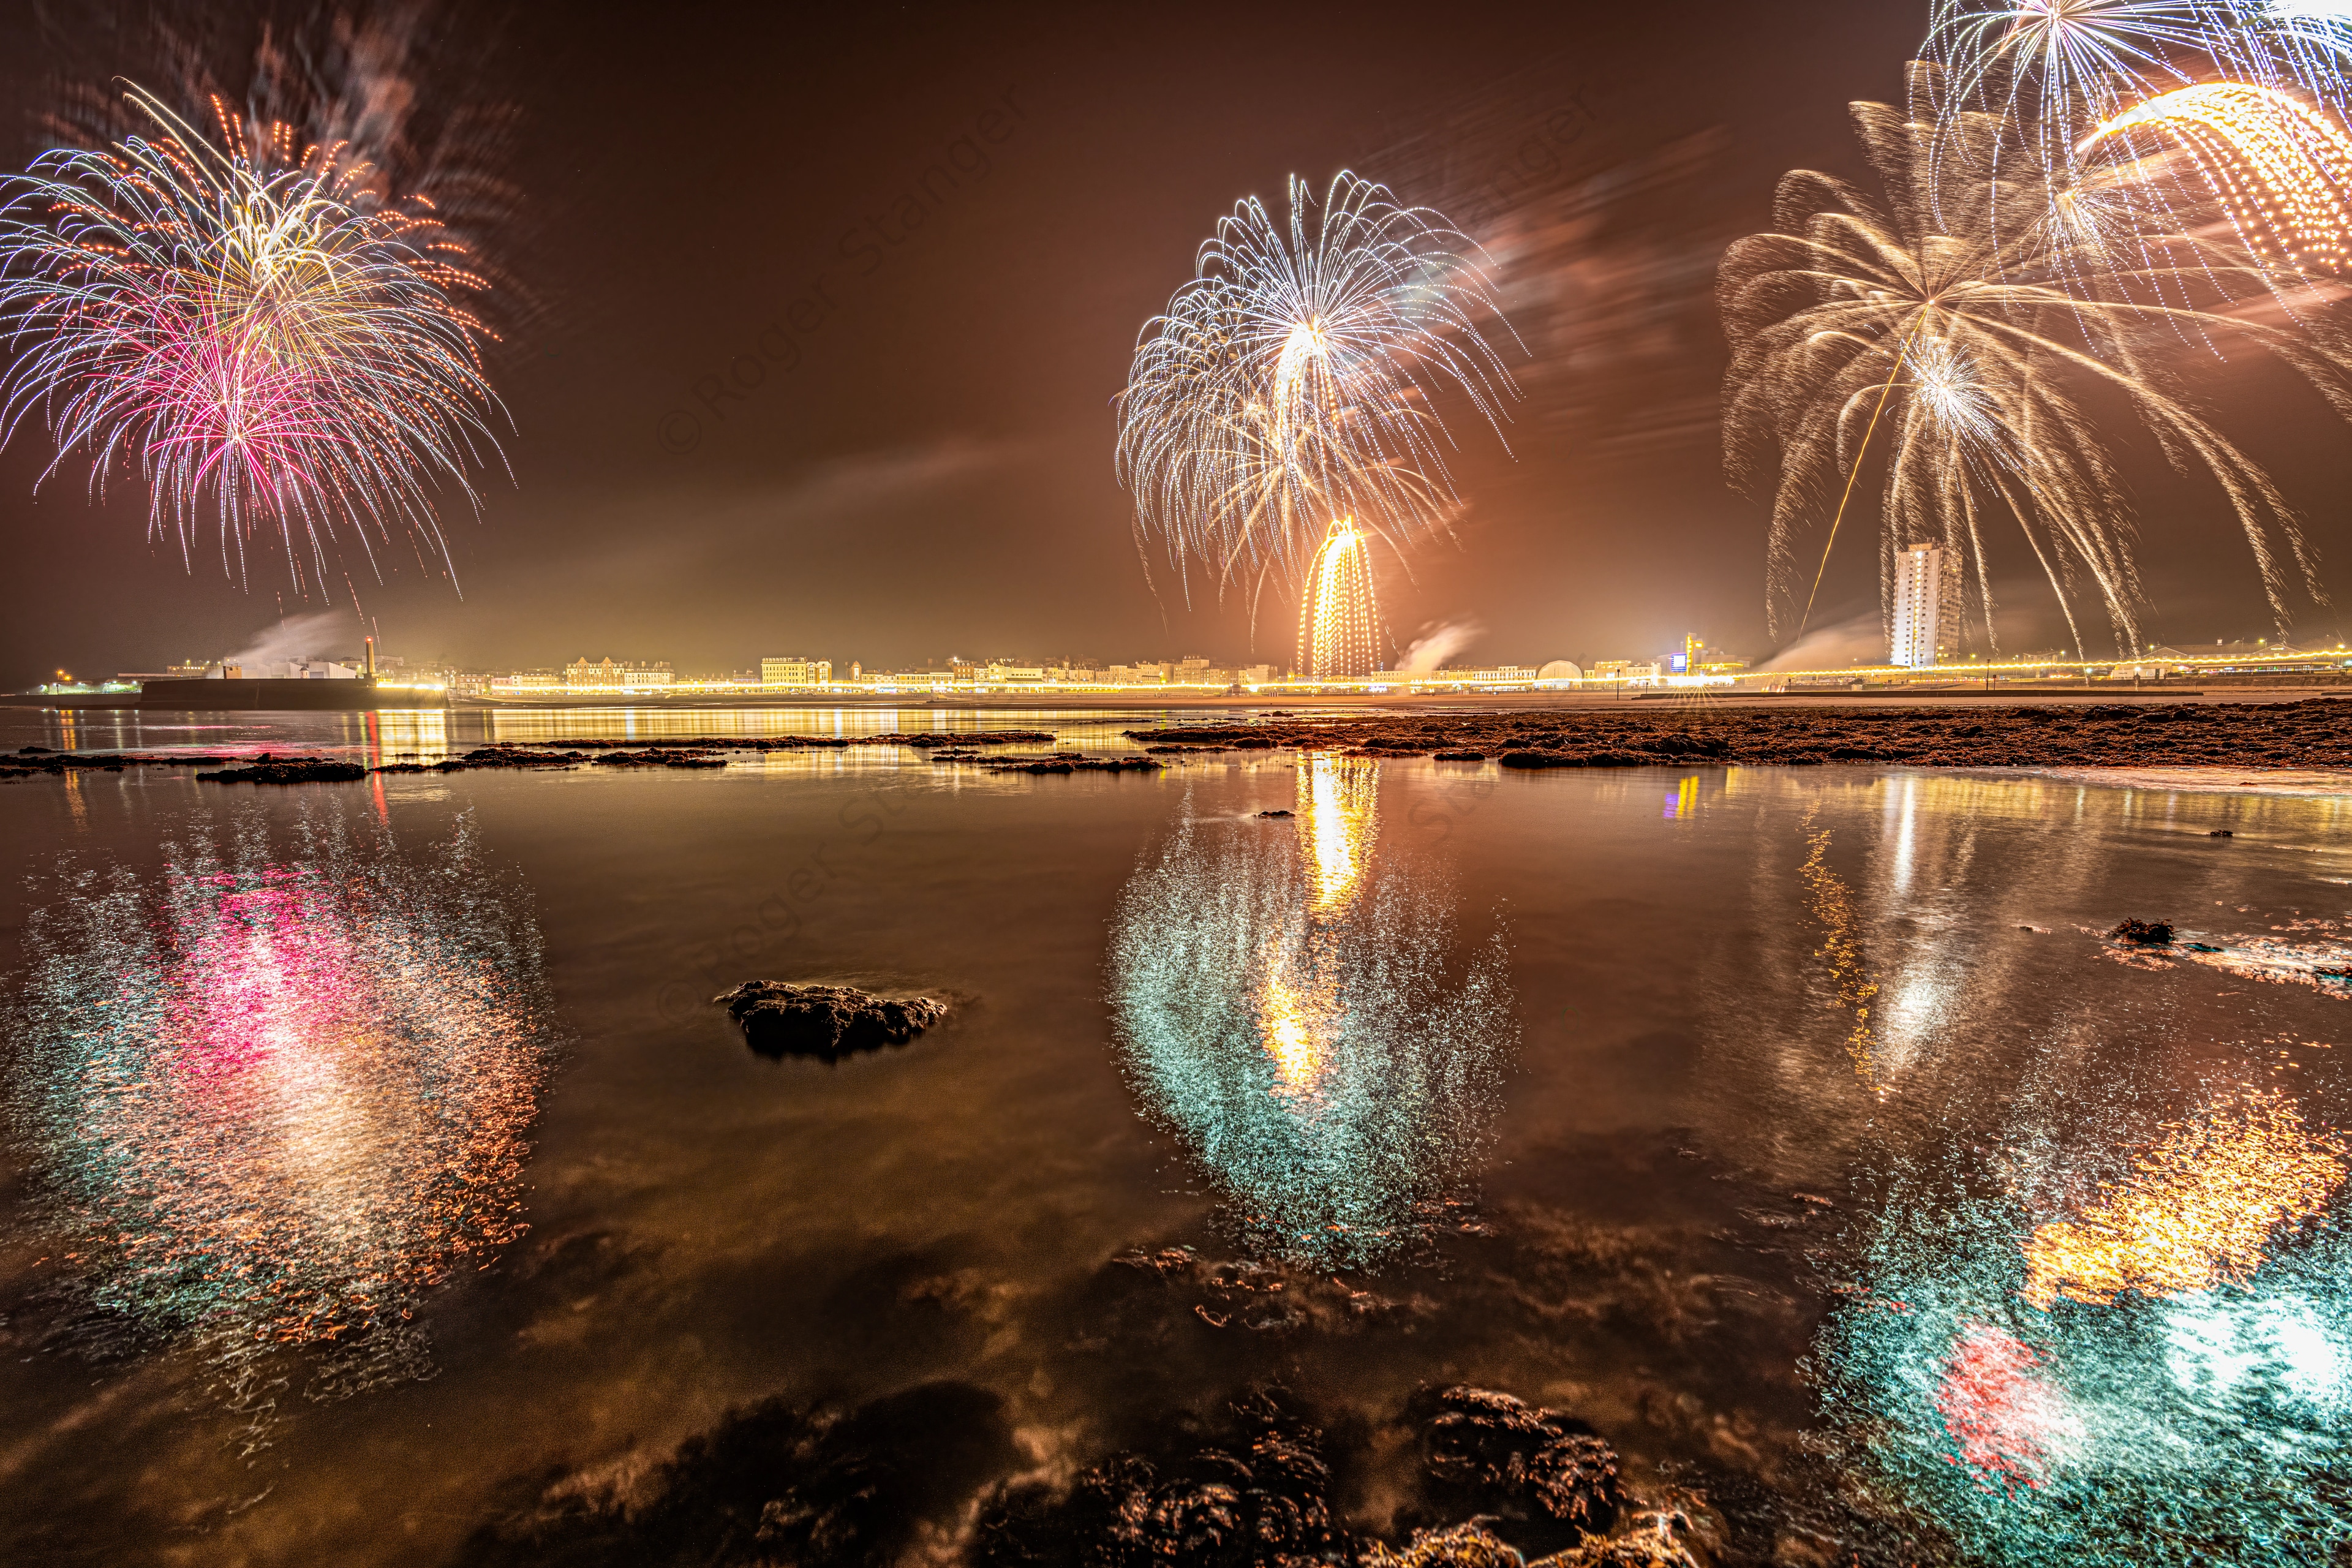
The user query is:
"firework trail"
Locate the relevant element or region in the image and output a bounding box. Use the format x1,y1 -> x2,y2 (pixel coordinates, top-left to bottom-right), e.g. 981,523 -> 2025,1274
1116,172 -> 1518,611
1297,518 -> 1384,677
2089,82 -> 2352,268
1720,66 -> 2352,654
1925,1 -> 2352,158
0,83 -> 507,589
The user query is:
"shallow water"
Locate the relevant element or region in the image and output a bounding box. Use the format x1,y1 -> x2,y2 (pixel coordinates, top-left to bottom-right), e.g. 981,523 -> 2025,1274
1,709 -> 2348,1564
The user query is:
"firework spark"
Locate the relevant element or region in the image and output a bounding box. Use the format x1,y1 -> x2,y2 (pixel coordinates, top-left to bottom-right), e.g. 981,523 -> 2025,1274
1116,172 -> 1518,606
1926,1 -> 2352,157
1297,519 -> 1385,678
1720,67 -> 2352,652
2090,81 -> 2352,269
0,85 -> 507,589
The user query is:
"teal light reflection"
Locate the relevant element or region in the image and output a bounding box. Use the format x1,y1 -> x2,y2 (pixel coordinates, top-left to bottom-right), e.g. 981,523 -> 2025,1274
1108,757 -> 1513,1267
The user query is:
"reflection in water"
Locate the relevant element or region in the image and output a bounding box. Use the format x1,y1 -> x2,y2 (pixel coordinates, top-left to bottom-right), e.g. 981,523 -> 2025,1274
1796,807 -> 1885,1093
1695,771 -> 2352,1558
1819,1084 -> 2352,1561
2020,1091 -> 2346,1310
1109,756 -> 1512,1266
1931,1324 -> 2078,1493
8,809 -> 554,1413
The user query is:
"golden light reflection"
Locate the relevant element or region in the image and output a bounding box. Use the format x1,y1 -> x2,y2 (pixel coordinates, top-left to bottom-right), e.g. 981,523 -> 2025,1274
1256,965 -> 1329,1099
2021,1090 -> 2348,1310
1798,806 -> 1885,1093
1305,753 -> 1378,914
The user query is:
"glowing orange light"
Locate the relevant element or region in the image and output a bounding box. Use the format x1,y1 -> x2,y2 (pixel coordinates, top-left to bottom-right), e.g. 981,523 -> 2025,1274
2091,83 -> 2352,271
1297,519 -> 1383,679
1303,753 -> 1378,914
2019,1089 -> 2348,1310
1256,967 -> 1328,1098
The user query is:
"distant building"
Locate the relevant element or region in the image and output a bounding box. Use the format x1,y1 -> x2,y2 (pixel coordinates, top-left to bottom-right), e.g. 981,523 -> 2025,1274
760,657 -> 832,686
1890,545 -> 1954,668
565,657 -> 674,689
236,659 -> 360,680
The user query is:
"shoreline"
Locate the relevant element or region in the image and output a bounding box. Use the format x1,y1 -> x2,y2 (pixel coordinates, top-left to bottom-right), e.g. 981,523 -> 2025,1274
9,695 -> 2352,777
9,674 -> 2352,714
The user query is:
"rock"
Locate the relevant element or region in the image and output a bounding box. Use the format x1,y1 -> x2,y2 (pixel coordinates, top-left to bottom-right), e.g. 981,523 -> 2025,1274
2109,918 -> 2176,945
1433,750 -> 1487,762
970,1393 -> 1341,1567
1258,809 -> 1294,818
195,756 -> 369,784
1363,1522 -> 1527,1566
1498,750 -> 1583,769
2209,829 -> 2234,837
1533,1529 -> 1703,1568
1413,1386 -> 1623,1544
714,981 -> 947,1061
457,1381 -> 1013,1568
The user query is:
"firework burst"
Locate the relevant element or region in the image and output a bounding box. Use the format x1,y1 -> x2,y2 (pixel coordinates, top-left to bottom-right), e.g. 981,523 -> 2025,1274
1297,518 -> 1384,677
2089,81 -> 2352,269
0,85 -> 506,589
1926,0 -> 2352,143
1116,172 -> 1517,609
1721,67 -> 2352,653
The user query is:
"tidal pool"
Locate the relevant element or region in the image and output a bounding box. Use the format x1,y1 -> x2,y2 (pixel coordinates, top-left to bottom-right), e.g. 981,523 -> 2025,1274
1,713 -> 2346,1565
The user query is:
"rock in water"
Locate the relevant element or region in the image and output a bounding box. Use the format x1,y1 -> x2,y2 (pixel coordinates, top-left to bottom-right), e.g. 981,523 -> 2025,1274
1361,1522 -> 1527,1566
713,981 -> 947,1061
1413,1385 -> 1623,1544
2108,918 -> 2175,946
194,756 -> 368,783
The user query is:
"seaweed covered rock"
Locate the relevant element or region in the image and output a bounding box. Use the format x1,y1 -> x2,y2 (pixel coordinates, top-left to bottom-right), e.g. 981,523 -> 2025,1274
713,982 -> 947,1061
970,1394 -> 1341,1567
456,1381 -> 1014,1568
1362,1522 -> 1527,1566
195,756 -> 368,783
1412,1386 -> 1622,1545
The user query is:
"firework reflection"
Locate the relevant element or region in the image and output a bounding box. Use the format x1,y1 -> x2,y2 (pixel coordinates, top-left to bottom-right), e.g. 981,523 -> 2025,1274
1109,758 -> 1513,1266
1817,1084 -> 2352,1558
8,809 -> 553,1409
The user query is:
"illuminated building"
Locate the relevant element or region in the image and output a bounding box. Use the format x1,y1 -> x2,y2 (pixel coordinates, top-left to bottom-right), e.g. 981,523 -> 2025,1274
760,656 -> 832,686
565,657 -> 674,689
1297,520 -> 1384,678
1891,544 -> 1954,668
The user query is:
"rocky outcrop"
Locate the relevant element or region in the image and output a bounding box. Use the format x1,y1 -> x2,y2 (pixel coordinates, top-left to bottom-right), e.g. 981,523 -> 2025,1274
1412,1385 -> 1623,1548
1122,697 -> 2352,771
2109,918 -> 2176,945
712,981 -> 948,1061
195,756 -> 369,783
971,1392 -> 1341,1567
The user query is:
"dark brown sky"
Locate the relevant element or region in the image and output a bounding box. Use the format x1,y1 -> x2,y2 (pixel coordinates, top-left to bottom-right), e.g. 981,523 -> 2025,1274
0,0 -> 2345,685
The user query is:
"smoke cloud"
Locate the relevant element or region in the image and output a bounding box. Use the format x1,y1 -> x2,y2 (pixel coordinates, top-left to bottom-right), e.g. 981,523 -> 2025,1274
1755,612 -> 1883,673
224,609 -> 360,671
1396,617 -> 1485,673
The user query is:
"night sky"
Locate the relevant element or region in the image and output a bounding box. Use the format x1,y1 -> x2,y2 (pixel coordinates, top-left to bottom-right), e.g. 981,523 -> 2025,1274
0,0 -> 2346,687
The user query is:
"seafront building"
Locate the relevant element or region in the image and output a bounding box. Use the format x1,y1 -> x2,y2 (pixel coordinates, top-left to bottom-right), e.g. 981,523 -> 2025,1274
1890,545 -> 1954,668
